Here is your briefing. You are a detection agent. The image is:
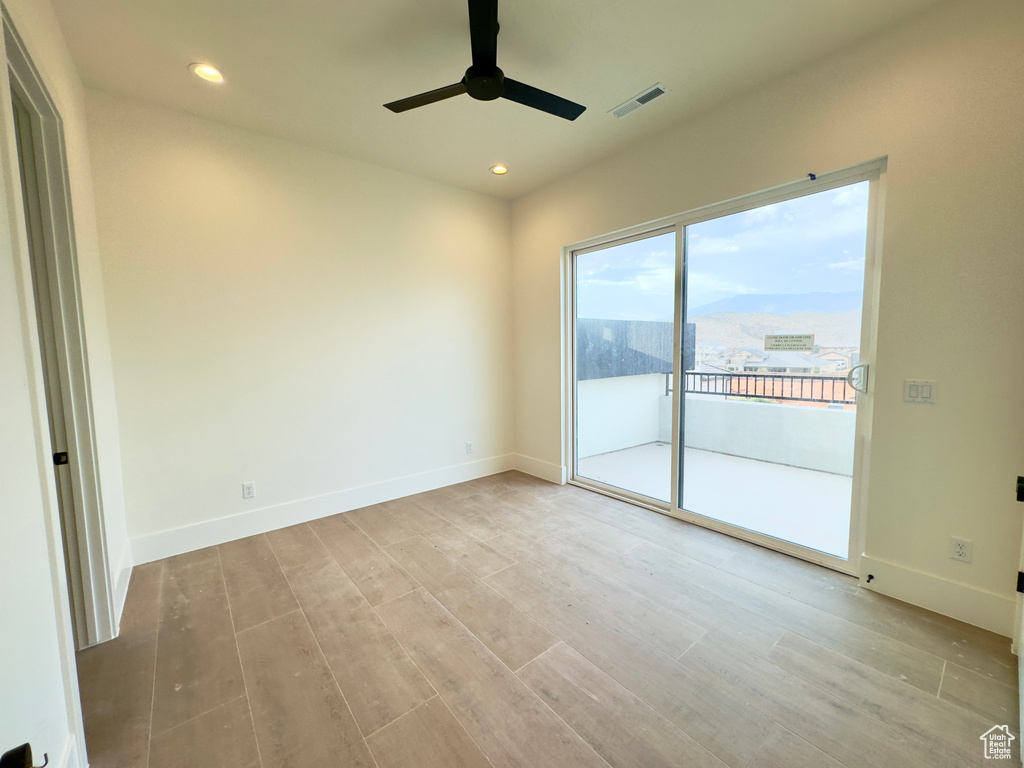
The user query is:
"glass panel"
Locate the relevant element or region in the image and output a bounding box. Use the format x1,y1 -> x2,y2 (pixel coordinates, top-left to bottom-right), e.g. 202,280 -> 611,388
681,182 -> 869,557
575,231 -> 676,502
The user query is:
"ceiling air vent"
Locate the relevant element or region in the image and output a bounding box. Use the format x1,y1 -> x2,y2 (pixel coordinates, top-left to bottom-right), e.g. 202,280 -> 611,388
609,83 -> 667,119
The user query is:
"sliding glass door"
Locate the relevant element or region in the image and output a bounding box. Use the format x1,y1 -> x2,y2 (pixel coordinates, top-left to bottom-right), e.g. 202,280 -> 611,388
574,229 -> 676,502
570,162 -> 883,570
680,182 -> 870,559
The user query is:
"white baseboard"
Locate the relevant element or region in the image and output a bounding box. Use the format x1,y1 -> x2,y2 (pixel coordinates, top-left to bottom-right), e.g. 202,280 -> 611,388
860,554 -> 1015,637
130,454 -> 516,564
111,545 -> 133,631
513,454 -> 567,484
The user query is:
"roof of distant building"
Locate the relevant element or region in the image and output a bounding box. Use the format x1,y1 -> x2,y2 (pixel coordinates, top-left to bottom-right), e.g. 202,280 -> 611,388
709,347 -> 824,371
744,350 -> 822,369
692,363 -> 731,374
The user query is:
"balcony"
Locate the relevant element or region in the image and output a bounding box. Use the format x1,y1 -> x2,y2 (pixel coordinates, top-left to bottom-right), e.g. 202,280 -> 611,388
576,372 -> 856,558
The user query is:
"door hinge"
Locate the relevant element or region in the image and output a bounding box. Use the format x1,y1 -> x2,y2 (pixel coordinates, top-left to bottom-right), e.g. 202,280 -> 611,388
1017,572 -> 1024,594
52,452 -> 68,466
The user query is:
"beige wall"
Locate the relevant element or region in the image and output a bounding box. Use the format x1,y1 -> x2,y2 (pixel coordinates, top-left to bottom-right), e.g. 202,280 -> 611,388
84,91 -> 515,561
511,0 -> 1024,633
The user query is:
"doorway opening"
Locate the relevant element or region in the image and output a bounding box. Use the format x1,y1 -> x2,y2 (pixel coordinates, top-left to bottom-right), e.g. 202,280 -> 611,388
6,11 -> 116,648
11,86 -> 89,641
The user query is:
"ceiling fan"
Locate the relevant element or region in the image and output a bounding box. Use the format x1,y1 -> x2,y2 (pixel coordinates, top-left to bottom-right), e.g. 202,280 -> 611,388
384,0 -> 586,121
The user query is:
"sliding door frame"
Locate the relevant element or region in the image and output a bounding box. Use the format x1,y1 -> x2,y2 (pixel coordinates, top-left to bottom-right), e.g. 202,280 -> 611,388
565,158 -> 887,575
566,225 -> 676,511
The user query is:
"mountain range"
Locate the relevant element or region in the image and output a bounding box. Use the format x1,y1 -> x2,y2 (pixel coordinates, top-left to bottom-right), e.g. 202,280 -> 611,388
692,310 -> 862,349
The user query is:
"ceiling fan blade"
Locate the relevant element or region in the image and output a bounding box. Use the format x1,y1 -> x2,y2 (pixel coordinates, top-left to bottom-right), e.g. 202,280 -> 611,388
468,0 -> 498,69
384,82 -> 468,113
501,78 -> 586,121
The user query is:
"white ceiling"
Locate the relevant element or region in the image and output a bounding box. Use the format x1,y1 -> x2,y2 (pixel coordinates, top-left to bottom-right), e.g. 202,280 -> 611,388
50,0 -> 942,199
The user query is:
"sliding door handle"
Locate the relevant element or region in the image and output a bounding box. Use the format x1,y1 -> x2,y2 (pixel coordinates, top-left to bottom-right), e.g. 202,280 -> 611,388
846,363 -> 869,394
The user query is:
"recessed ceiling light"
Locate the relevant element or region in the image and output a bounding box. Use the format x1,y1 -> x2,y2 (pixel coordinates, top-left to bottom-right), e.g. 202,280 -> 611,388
490,165 -> 508,175
189,63 -> 224,83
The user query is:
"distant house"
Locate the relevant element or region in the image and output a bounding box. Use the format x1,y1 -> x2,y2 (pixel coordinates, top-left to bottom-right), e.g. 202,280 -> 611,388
711,348 -> 766,370
709,347 -> 823,373
812,346 -> 859,371
686,363 -> 734,395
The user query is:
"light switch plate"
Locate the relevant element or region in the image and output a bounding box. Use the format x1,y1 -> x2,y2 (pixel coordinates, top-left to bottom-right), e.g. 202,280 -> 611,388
904,380 -> 937,404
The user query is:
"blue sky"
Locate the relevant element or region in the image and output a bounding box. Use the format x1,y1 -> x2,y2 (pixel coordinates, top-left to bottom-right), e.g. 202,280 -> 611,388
575,181 -> 869,322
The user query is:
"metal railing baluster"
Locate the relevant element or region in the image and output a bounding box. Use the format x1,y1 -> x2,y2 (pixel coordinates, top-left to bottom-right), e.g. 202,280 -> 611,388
683,371 -> 855,404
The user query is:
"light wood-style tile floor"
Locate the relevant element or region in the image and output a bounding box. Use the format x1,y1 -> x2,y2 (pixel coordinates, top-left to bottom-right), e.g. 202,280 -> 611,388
77,471 -> 1020,767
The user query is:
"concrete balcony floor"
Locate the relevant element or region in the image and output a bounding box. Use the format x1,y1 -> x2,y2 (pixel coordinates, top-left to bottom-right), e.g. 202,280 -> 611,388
577,442 -> 852,558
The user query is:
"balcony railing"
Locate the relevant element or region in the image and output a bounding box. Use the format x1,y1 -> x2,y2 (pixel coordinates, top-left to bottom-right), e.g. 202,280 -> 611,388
682,371 -> 856,404
576,371 -> 856,474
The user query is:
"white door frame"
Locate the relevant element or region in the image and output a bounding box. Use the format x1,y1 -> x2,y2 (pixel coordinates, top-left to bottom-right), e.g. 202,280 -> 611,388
3,7 -> 116,648
564,159 -> 887,576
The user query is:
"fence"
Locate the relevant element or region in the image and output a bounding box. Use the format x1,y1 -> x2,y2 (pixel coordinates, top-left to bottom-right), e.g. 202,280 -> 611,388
683,371 -> 856,404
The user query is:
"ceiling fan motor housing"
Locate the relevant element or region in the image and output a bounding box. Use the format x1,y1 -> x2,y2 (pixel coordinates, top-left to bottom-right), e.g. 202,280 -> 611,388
465,65 -> 504,101
383,1 -> 584,120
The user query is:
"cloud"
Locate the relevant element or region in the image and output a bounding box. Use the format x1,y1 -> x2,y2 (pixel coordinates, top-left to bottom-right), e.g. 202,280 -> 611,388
742,203 -> 781,224
826,258 -> 865,271
831,186 -> 867,208
585,265 -> 674,295
634,267 -> 675,295
688,237 -> 741,256
577,242 -> 675,293
686,273 -> 751,305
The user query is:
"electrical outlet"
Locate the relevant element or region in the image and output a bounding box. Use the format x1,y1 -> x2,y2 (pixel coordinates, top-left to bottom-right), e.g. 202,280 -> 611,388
242,481 -> 256,499
466,441 -> 474,454
949,537 -> 972,563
